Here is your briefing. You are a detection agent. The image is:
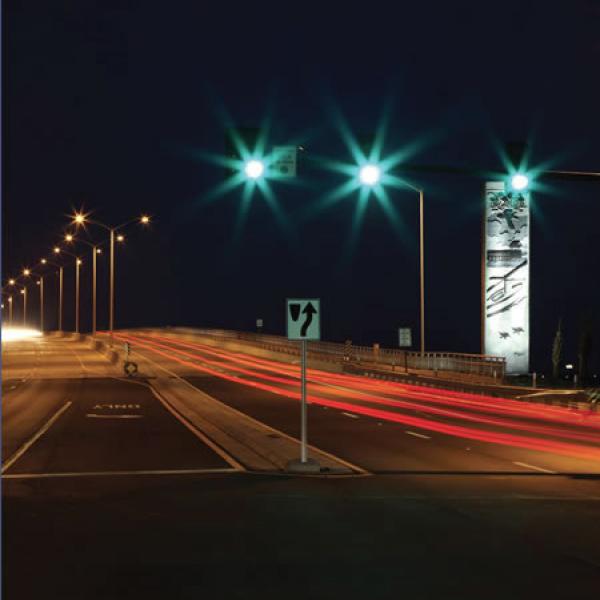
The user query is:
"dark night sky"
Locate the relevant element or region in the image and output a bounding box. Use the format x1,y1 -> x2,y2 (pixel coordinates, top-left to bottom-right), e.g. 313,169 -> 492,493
3,1 -> 600,373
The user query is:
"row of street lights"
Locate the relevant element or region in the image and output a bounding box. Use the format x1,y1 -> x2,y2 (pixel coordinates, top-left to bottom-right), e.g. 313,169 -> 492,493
2,213 -> 151,346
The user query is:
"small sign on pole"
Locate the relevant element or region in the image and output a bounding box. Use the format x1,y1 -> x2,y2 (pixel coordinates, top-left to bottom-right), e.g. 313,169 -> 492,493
285,298 -> 321,473
398,328 -> 412,348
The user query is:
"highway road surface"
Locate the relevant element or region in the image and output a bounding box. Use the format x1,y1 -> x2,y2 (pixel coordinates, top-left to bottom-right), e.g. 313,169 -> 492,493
3,329 -> 600,599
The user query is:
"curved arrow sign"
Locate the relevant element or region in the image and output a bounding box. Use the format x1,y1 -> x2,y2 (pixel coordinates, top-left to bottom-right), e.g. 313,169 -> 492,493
286,298 -> 321,341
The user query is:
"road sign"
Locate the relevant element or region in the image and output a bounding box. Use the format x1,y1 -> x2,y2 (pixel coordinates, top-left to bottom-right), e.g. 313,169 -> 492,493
286,299 -> 320,341
272,146 -> 297,177
398,328 -> 412,348
256,318 -> 263,328
285,298 -> 321,473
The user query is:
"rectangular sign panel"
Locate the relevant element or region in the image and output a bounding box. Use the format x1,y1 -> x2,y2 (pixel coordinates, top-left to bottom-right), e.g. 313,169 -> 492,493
398,328 -> 412,348
483,181 -> 530,374
272,146 -> 297,177
286,299 -> 320,341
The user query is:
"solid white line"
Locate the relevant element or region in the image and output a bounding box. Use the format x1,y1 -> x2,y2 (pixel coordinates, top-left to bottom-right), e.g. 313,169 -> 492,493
405,430 -> 431,440
2,401 -> 72,473
148,386 -> 245,471
86,414 -> 143,419
1,467 -> 238,480
513,461 -> 556,474
341,412 -> 359,419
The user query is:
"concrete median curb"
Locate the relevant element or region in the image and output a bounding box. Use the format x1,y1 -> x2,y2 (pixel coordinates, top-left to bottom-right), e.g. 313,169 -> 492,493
148,377 -> 364,475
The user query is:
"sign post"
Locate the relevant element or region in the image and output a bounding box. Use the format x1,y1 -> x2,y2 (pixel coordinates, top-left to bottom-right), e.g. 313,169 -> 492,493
286,298 -> 321,473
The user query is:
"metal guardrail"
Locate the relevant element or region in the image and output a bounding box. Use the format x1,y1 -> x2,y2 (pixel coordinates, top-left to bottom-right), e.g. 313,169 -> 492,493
177,328 -> 506,383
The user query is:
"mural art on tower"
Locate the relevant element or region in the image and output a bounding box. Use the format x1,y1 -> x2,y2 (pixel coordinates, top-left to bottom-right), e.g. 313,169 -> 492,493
483,181 -> 530,374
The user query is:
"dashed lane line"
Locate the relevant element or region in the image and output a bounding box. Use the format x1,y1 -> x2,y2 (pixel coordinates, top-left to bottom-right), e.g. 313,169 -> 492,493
2,401 -> 72,473
513,461 -> 557,474
341,412 -> 359,419
405,430 -> 431,440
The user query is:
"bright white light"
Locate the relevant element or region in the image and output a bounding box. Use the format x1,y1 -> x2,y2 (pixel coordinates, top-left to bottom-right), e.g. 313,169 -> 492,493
359,164 -> 381,186
1,327 -> 43,342
511,173 -> 529,191
565,364 -> 574,370
244,159 -> 264,179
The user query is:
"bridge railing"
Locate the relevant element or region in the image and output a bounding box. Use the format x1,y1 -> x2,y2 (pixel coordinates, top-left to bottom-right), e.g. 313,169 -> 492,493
177,328 -> 506,382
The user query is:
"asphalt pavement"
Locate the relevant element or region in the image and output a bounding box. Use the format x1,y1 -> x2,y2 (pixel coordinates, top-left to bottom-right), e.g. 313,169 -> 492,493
3,331 -> 600,599
118,330 -> 600,475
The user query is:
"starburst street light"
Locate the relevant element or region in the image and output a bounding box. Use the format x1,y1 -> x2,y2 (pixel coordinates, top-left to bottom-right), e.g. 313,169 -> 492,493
244,159 -> 265,180
359,164 -> 382,186
511,172 -> 529,191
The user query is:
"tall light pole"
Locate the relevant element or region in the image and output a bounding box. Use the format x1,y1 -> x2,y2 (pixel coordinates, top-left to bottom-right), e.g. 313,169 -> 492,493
358,164 -> 426,354
64,235 -> 103,336
71,212 -> 151,346
53,247 -> 82,333
22,269 -> 46,331
44,254 -> 65,331
20,287 -> 27,326
4,279 -> 17,326
418,189 -> 425,355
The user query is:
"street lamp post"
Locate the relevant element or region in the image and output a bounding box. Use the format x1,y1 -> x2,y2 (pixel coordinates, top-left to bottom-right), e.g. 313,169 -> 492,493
22,269 -> 46,331
358,165 -> 426,354
21,287 -> 27,327
53,248 -> 82,333
65,236 -> 103,336
46,253 -> 65,331
71,213 -> 151,346
8,296 -> 13,325
419,189 -> 425,355
37,277 -> 45,331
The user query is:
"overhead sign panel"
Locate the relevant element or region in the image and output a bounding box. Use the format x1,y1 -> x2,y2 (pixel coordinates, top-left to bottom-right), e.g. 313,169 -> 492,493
271,146 -> 297,177
286,299 -> 320,341
483,181 -> 530,374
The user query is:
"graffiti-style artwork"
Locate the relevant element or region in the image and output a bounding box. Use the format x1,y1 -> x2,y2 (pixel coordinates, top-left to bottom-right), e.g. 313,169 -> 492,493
484,182 -> 529,374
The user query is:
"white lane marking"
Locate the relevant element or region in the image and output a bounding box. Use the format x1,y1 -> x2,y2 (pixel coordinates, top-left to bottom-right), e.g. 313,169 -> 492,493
1,468 -> 238,480
405,430 -> 431,440
133,344 -> 369,475
516,390 -> 580,399
341,412 -> 359,419
513,461 -> 556,474
2,401 -> 72,473
148,387 -> 245,471
85,414 -> 143,419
